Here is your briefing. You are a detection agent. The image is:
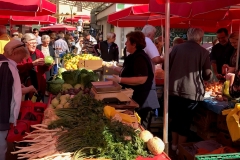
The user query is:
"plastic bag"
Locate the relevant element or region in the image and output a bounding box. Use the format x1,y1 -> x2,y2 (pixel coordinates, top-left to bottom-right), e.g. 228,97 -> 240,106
226,103 -> 240,142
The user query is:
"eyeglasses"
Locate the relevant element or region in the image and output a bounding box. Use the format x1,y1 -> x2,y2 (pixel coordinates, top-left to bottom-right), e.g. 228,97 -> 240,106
155,42 -> 159,45
33,32 -> 38,34
27,42 -> 37,46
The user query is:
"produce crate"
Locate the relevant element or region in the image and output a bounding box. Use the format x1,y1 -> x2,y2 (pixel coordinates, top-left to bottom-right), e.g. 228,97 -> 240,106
178,142 -> 197,160
217,114 -> 228,132
193,107 -> 218,131
196,129 -> 218,141
195,153 -> 240,160
78,59 -> 103,70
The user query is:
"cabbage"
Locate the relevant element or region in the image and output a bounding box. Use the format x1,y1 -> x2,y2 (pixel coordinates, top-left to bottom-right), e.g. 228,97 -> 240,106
62,70 -> 81,86
57,68 -> 67,79
44,56 -> 54,66
47,78 -> 64,95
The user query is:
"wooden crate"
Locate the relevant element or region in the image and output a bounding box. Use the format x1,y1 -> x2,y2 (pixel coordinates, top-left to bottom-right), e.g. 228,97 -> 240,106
192,107 -> 218,131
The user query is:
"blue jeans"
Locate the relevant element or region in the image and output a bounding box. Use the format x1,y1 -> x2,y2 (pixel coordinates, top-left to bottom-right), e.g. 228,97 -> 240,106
53,64 -> 58,75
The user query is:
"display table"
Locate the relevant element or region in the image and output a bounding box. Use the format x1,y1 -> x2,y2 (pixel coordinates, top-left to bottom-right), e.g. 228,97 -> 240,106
202,97 -> 230,114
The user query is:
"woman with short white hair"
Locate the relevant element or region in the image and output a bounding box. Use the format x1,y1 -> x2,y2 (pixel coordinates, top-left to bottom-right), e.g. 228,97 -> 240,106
17,33 -> 53,100
36,34 -> 55,81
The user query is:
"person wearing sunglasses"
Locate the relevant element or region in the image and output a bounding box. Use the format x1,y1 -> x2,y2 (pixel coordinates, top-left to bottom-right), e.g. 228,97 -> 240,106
32,28 -> 42,45
0,39 -> 37,160
17,33 -> 53,101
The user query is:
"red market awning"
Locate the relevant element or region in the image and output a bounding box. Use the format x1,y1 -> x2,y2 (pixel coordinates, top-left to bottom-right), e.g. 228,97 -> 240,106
0,15 -> 56,25
64,17 -> 90,23
149,0 -> 240,18
68,0 -> 206,4
107,4 -> 186,27
74,15 -> 90,19
0,0 -> 56,16
40,24 -> 76,32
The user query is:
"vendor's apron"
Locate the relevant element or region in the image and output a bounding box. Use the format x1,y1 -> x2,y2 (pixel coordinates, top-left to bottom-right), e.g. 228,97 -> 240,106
141,81 -> 160,109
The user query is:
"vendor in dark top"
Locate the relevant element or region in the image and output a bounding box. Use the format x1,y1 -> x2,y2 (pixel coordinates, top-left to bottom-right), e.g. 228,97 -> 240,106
94,32 -> 119,62
106,31 -> 157,129
210,28 -> 234,80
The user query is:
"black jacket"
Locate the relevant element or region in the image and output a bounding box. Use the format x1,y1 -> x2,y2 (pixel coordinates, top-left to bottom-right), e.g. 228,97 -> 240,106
0,55 -> 13,130
94,40 -> 119,62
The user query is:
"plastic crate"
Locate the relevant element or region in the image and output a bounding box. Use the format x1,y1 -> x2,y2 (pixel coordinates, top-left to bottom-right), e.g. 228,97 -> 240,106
195,153 -> 240,160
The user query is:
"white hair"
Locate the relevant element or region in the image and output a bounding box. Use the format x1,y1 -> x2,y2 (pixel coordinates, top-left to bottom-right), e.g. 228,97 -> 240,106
141,25 -> 156,37
41,35 -> 50,42
187,28 -> 204,42
22,33 -> 36,43
106,32 -> 116,40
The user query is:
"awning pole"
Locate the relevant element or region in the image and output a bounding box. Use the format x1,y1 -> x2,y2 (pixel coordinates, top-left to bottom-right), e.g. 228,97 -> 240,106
164,0 -> 170,155
236,24 -> 240,71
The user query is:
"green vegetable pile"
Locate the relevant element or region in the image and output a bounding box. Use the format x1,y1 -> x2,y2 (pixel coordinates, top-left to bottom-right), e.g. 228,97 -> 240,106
46,77 -> 64,95
48,92 -> 151,159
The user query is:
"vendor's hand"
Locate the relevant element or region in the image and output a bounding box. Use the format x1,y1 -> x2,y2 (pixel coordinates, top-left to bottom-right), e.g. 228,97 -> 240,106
105,75 -> 121,83
26,85 -> 37,93
216,74 -> 224,80
32,58 -> 45,66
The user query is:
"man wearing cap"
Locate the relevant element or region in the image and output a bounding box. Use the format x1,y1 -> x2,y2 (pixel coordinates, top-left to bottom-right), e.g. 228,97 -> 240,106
82,31 -> 97,55
0,40 -> 36,160
0,25 -> 11,54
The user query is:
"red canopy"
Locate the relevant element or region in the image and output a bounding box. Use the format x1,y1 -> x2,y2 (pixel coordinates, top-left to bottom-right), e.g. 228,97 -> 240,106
63,17 -> 90,23
69,0 -> 206,4
40,24 -> 76,32
0,15 -> 56,25
74,15 -> 90,19
149,0 -> 240,18
0,0 -> 56,16
107,5 -> 186,27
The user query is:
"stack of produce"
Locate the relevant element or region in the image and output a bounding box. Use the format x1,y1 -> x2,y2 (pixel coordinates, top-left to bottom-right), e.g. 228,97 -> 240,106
47,68 -> 98,95
13,92 -> 166,160
63,53 -> 101,70
204,81 -> 226,101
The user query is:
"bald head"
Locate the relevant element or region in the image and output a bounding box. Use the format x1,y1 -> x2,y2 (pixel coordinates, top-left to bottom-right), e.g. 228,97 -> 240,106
4,39 -> 29,63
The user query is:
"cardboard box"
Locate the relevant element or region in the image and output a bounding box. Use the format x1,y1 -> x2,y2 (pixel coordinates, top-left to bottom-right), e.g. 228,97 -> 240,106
217,114 -> 228,132
197,129 -> 218,141
102,66 -> 119,75
78,59 -> 103,70
178,142 -> 196,160
217,132 -> 233,147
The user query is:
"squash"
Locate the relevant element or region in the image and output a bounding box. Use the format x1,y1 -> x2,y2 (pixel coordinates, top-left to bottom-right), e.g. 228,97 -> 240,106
104,106 -> 117,119
147,137 -> 165,155
139,130 -> 153,142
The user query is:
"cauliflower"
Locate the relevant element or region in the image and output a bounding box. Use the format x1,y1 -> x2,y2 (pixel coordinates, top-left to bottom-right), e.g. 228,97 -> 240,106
62,83 -> 73,91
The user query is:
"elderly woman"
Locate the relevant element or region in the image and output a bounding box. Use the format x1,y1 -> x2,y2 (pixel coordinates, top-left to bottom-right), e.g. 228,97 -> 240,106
17,33 -> 52,100
108,31 -> 159,128
36,35 -> 55,80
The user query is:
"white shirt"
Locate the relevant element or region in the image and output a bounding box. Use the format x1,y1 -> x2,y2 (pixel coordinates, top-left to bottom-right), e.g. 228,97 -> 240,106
78,19 -> 83,26
143,37 -> 159,71
37,36 -> 42,45
75,42 -> 83,54
41,46 -> 50,57
90,35 -> 97,45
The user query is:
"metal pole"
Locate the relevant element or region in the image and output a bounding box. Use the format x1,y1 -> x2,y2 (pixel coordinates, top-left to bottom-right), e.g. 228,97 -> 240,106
163,0 -> 170,155
236,24 -> 240,71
